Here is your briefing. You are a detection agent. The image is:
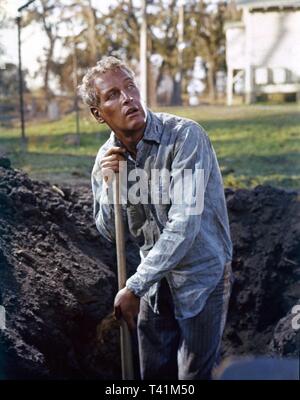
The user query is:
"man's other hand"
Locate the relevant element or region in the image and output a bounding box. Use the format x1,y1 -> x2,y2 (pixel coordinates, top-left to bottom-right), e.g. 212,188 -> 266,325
114,287 -> 140,331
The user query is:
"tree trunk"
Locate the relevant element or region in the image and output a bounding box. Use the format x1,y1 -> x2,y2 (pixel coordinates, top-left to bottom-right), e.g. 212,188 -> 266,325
207,61 -> 216,102
147,62 -> 157,108
44,38 -> 55,101
172,73 -> 182,106
86,0 -> 97,65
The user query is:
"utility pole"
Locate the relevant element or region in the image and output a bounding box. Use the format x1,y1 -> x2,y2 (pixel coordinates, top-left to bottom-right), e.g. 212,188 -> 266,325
16,15 -> 25,147
140,0 -> 147,106
16,0 -> 37,150
72,36 -> 80,145
174,0 -> 185,105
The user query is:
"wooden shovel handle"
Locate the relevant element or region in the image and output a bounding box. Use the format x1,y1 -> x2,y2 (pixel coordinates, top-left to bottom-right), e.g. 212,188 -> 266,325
113,173 -> 135,380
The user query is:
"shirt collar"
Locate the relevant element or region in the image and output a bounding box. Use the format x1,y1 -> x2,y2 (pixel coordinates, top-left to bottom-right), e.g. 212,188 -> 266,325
142,110 -> 162,144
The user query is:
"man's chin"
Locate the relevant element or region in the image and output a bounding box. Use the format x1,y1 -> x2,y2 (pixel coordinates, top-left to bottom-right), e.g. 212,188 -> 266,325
125,114 -> 146,131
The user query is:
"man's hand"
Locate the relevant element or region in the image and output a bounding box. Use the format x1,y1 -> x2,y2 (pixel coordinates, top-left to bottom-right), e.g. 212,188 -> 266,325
100,147 -> 126,183
114,287 -> 140,331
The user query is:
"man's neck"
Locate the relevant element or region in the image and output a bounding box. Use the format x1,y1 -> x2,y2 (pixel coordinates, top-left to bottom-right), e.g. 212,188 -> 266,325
115,130 -> 144,159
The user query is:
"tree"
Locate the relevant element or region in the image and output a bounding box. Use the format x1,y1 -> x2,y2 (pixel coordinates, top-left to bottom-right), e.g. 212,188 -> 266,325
142,0 -> 233,104
147,0 -> 182,105
61,0 -> 141,94
60,0 -> 99,66
23,0 -> 62,100
49,0 -> 99,95
21,0 -> 236,106
98,0 -> 141,61
148,0 -> 238,103
0,63 -> 29,98
0,0 -> 9,63
48,0 -> 135,95
184,0 -> 228,101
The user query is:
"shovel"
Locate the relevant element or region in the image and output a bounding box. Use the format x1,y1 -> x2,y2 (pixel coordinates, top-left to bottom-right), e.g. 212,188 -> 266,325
113,173 -> 135,380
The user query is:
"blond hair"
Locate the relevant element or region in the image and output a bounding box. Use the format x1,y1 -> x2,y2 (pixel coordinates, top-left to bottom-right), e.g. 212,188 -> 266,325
78,56 -> 135,107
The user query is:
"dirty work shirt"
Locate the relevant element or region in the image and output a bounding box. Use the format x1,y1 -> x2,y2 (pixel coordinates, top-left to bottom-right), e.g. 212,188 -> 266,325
91,110 -> 233,319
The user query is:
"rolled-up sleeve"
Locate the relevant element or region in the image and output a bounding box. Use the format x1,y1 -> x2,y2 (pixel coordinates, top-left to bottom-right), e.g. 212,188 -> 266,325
126,124 -> 213,297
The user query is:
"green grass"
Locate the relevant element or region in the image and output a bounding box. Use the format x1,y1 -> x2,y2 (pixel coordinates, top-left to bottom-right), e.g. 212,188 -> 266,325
0,104 -> 299,189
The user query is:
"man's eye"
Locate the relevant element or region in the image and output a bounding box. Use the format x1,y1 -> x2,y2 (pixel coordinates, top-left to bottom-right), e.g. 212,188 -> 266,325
128,83 -> 135,89
108,92 -> 117,99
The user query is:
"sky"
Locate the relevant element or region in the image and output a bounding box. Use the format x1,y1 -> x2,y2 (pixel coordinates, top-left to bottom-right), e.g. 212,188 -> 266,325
1,1 -> 44,77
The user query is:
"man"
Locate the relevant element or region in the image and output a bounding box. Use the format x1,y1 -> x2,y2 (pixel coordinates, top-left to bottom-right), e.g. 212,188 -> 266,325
79,56 -> 233,380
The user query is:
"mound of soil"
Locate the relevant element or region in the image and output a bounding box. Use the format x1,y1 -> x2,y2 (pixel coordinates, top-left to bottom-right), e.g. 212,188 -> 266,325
0,159 -> 299,379
0,162 -> 139,379
223,186 -> 300,358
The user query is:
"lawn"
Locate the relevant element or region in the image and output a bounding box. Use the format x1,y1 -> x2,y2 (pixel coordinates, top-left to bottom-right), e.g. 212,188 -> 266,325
0,104 -> 299,189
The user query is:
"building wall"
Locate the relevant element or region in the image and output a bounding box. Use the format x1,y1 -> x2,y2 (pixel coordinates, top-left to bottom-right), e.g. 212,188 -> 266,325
245,9 -> 300,81
226,26 -> 246,69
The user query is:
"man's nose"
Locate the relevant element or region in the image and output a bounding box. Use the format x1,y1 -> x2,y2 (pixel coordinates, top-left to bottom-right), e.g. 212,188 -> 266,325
121,90 -> 133,103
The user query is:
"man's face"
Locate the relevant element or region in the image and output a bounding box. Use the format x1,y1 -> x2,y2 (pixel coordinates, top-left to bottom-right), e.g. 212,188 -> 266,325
91,67 -> 147,137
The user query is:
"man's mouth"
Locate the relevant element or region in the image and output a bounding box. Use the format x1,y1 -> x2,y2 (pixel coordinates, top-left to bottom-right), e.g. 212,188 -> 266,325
125,106 -> 139,116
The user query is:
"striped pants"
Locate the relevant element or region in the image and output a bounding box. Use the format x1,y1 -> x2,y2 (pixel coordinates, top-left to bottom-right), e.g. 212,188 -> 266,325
137,262 -> 233,380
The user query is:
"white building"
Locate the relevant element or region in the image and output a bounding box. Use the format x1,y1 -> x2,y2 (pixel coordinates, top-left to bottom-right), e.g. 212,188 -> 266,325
225,0 -> 300,105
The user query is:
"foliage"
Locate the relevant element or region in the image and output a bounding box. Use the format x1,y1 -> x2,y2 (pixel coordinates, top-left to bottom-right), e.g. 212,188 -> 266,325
17,0 -> 240,105
23,0 -> 63,99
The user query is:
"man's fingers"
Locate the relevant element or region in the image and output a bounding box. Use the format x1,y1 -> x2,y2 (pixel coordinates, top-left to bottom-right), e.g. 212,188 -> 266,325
113,288 -> 140,331
101,161 -> 120,170
119,311 -> 136,331
125,315 -> 136,331
100,154 -> 125,164
100,148 -> 126,180
114,308 -> 136,331
114,305 -> 121,320
105,147 -> 126,157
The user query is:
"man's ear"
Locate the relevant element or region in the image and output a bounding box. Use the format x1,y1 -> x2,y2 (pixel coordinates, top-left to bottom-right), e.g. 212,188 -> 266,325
90,107 -> 105,123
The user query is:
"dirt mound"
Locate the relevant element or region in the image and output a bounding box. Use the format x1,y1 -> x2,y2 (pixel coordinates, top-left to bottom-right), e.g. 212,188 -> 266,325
0,160 -> 299,379
0,162 -> 139,379
223,186 -> 300,357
